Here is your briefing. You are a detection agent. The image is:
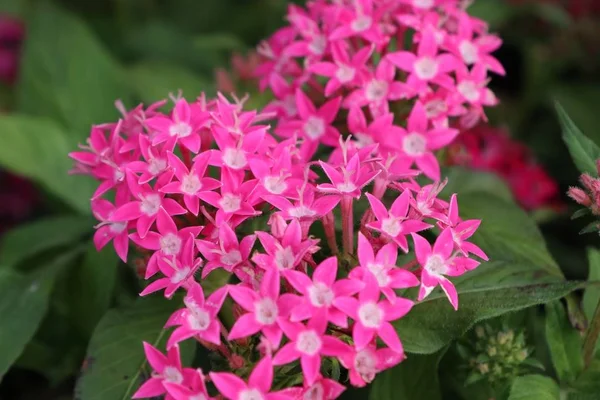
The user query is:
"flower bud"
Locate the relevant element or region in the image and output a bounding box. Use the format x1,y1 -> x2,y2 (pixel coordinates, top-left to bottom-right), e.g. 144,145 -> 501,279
567,186 -> 592,207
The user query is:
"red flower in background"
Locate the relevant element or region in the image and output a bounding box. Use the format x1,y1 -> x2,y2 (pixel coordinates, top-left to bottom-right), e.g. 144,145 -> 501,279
0,14 -> 24,86
447,124 -> 561,211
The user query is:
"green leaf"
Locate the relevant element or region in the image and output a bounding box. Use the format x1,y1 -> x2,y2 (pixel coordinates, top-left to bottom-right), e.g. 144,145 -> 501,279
396,281 -> 583,354
75,296 -> 187,400
442,167 -> 514,204
193,33 -> 246,52
0,115 -> 96,213
583,248 -> 600,321
556,102 -> 600,176
544,300 -> 583,383
128,63 -> 213,103
70,243 -> 119,337
17,2 -> 131,138
571,357 -> 600,394
554,85 -> 600,147
467,0 -> 514,29
0,268 -> 58,379
0,215 -> 92,267
370,349 -> 447,400
508,375 -> 560,400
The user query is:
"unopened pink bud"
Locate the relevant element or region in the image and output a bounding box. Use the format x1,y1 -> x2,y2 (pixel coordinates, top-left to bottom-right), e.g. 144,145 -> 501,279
567,187 -> 592,207
228,354 -> 245,369
268,213 -> 287,239
579,174 -> 600,194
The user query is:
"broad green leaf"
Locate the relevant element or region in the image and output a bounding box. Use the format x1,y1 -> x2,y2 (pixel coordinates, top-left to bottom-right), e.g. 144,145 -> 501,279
508,375 -> 560,400
0,215 -> 93,267
0,259 -> 73,379
583,248 -> 600,321
17,2 -> 131,138
571,357 -> 600,395
544,300 -> 583,383
75,296 -> 189,400
442,167 -> 514,203
467,0 -> 513,29
396,281 -> 582,354
554,85 -> 600,147
70,243 -> 119,337
556,102 -> 600,176
0,115 -> 96,213
128,63 -> 213,103
369,349 -> 447,400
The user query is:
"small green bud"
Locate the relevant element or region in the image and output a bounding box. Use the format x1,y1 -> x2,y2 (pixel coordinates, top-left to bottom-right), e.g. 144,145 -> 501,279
478,363 -> 490,374
487,346 -> 497,357
475,325 -> 485,338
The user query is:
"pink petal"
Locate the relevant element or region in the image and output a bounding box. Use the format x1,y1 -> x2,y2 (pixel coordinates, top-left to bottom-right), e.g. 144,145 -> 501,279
357,233 -> 375,267
318,96 -> 342,124
411,233 -> 432,265
229,313 -> 262,339
433,228 -> 454,259
249,356 -> 274,392
132,377 -> 165,398
210,372 -> 247,400
295,89 -> 317,119
386,51 -> 416,72
353,322 -> 375,350
390,189 -> 410,218
378,322 -> 403,353
439,277 -> 459,310
313,256 -> 338,286
229,285 -> 258,311
365,193 -> 388,221
143,342 -> 168,372
415,153 -> 440,181
273,342 -> 300,365
301,355 -> 321,385
380,298 -> 414,320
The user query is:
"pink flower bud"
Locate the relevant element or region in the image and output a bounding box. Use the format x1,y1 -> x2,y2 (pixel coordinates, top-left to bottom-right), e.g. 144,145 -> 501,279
567,187 -> 592,207
267,213 -> 287,239
580,174 -> 600,195
228,354 -> 245,370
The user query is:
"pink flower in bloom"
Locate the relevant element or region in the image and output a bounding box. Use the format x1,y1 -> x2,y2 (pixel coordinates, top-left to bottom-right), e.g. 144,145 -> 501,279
317,154 -> 380,199
284,256 -> 363,327
339,344 -> 404,387
91,198 -> 131,262
334,273 -> 413,353
365,191 -> 431,252
446,194 -> 488,260
146,99 -> 206,153
164,369 -> 214,400
165,283 -> 228,348
412,228 -> 480,310
280,377 -> 346,400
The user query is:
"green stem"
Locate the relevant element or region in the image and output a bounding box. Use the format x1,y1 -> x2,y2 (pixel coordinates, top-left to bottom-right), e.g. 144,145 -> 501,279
583,297 -> 600,368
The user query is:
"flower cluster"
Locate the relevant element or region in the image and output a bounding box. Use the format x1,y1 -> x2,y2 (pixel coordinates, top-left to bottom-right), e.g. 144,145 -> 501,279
71,0 -> 501,398
567,160 -> 600,234
447,124 -> 560,211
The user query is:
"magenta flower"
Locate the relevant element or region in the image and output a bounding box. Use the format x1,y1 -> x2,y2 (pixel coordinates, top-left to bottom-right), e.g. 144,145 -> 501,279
317,154 -> 380,199
127,135 -> 173,184
146,99 -> 207,153
130,208 -> 202,278
249,148 -> 301,197
263,184 -> 339,223
132,343 -> 195,399
273,314 -> 349,385
210,356 -> 290,400
160,151 -> 220,216
334,273 -> 413,353
351,234 -> 419,303
446,194 -> 488,261
393,101 -> 458,180
365,192 -> 432,252
210,122 -> 265,173
280,377 -> 346,400
196,222 -> 256,278
110,171 -> 186,238
346,106 -> 398,150
329,0 -> 386,45
228,269 -> 288,347
412,228 -> 480,310
284,256 -> 363,327
165,283 -> 228,348
91,198 -> 132,262
386,27 -> 458,94
164,369 -> 214,400
339,345 -> 404,387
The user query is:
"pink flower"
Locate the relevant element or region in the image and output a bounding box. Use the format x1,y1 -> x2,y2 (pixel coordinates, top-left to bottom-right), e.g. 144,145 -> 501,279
164,369 -> 214,400
412,228 -> 480,310
196,223 -> 256,278
130,208 -> 202,278
127,135 -> 173,184
210,356 -> 290,400
317,154 -> 380,199
446,194 -> 488,260
91,198 -> 131,262
339,345 -> 404,387
263,184 -> 339,224
146,99 -> 207,152
334,273 -> 413,353
274,314 -> 349,385
228,269 -> 288,347
160,151 -> 221,216
132,343 -> 195,399
365,192 -> 431,251
329,0 -> 386,45
393,102 -> 458,180
351,234 -> 419,303
165,283 -> 228,348
284,256 -> 363,327
280,377 -> 346,400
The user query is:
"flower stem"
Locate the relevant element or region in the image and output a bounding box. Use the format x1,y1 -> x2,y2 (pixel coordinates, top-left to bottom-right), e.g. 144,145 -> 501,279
341,196 -> 354,256
321,212 -> 339,255
583,298 -> 600,368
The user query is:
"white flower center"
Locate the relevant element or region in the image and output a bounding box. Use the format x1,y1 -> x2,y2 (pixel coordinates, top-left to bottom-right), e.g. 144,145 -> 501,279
336,181 -> 357,193
367,263 -> 391,287
239,389 -> 264,400
365,79 -> 389,102
354,132 -> 374,148
181,174 -> 202,195
162,366 -> 183,384
412,0 -> 434,9
308,282 -> 334,307
358,302 -> 383,328
275,246 -> 295,270
424,99 -> 447,119
109,221 -> 127,234
255,298 -> 279,325
381,217 -> 402,237
160,233 -> 182,256
309,35 -> 327,55
459,40 -> 479,64
352,15 -> 372,32
171,266 -> 191,284
414,57 -> 439,80
354,350 -> 377,383
148,158 -> 167,176
402,133 -> 427,156
223,148 -> 248,170
190,394 -> 207,400
188,308 -> 211,331
304,116 -> 326,140
114,168 -> 125,183
221,249 -> 242,266
283,94 -> 297,116
303,383 -> 325,400
140,194 -> 161,216
219,193 -> 242,213
425,254 -> 447,275
296,330 -> 322,356
288,205 -> 317,218
169,122 -> 193,138
458,80 -> 480,102
335,64 -> 356,83
264,176 -> 287,195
